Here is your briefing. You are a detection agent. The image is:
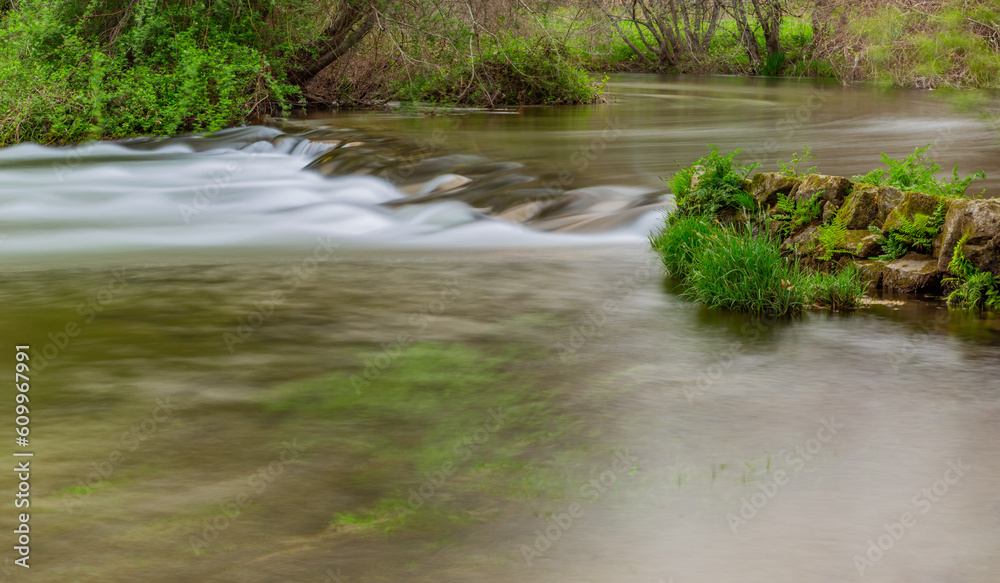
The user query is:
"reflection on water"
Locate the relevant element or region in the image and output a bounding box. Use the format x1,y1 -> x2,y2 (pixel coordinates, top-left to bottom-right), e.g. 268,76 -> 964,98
2,75 -> 1000,582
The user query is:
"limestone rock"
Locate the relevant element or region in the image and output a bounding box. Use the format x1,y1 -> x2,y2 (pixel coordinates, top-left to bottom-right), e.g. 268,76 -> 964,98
791,174 -> 852,207
839,230 -> 881,258
882,253 -> 942,293
749,172 -> 799,208
855,260 -> 886,291
937,198 -> 1000,275
881,192 -> 950,232
781,225 -> 819,254
840,184 -> 879,229
875,186 -> 904,225
822,201 -> 836,223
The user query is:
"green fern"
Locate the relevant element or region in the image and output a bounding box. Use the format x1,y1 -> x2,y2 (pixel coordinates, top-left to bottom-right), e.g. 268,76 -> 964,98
776,146 -> 818,178
871,200 -> 946,261
817,205 -> 849,261
771,192 -> 824,238
943,232 -> 1000,310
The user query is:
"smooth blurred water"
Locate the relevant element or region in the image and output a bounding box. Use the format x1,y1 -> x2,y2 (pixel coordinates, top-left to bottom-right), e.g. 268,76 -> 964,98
1,75 -> 999,583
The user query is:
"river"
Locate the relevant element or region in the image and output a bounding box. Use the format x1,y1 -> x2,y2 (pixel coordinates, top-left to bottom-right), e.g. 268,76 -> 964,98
1,74 -> 999,583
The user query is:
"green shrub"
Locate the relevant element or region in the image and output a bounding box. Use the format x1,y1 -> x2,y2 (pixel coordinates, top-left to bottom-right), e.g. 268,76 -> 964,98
669,146 -> 760,218
400,35 -> 601,106
682,226 -> 804,316
801,264 -> 868,310
649,215 -> 718,280
852,144 -> 986,198
0,0 -> 295,145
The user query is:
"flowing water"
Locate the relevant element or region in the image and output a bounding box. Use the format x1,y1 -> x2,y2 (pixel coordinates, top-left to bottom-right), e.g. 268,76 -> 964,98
2,74 -> 1000,583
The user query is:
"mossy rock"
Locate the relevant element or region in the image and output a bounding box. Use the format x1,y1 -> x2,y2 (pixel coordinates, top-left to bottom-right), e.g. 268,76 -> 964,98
936,198 -> 1000,275
875,186 -> 904,225
839,230 -> 881,258
791,174 -> 852,207
882,253 -> 942,293
781,225 -> 819,254
881,192 -> 951,232
855,260 -> 886,291
840,184 -> 879,229
749,172 -> 799,208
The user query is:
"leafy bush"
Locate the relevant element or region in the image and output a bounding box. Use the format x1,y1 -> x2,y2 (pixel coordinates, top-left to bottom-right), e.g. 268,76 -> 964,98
869,201 -> 946,261
669,146 -> 760,218
852,144 -> 986,198
401,35 -> 601,106
682,225 -> 804,316
801,264 -> 868,310
649,215 -> 718,280
944,233 -> 1000,310
0,0 -> 296,145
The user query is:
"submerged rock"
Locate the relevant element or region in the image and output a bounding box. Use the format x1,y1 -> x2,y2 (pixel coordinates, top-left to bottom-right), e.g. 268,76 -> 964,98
749,172 -> 799,208
937,198 -> 1000,275
882,253 -> 942,293
791,174 -> 852,207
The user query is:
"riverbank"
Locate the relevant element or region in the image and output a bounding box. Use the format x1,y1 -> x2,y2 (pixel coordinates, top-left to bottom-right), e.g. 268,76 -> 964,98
3,1 -> 1000,146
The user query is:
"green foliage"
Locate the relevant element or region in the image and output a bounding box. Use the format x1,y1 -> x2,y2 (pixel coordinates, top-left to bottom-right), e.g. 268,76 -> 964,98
816,205 -> 849,261
0,0 -> 298,144
669,146 -> 760,218
852,144 -> 986,198
771,192 -> 823,238
943,233 -> 1000,310
649,214 -> 718,280
800,264 -> 868,310
400,35 -> 600,106
682,225 -> 804,316
870,201 -> 946,261
776,146 -> 818,177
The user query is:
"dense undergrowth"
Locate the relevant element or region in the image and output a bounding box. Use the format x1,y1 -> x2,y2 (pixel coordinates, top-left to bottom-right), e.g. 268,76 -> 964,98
3,1 -> 1000,145
651,144 -> 994,315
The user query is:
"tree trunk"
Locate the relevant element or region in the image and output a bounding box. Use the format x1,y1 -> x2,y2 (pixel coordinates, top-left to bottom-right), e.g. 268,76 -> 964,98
287,2 -> 377,86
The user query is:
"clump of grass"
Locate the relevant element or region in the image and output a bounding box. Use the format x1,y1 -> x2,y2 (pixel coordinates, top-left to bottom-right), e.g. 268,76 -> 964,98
649,214 -> 717,280
801,264 -> 868,310
853,144 -> 986,198
682,225 -> 804,316
669,146 -> 760,218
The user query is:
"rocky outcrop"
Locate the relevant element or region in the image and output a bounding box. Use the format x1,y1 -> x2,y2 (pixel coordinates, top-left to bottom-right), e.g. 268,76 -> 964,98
748,171 -> 999,297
